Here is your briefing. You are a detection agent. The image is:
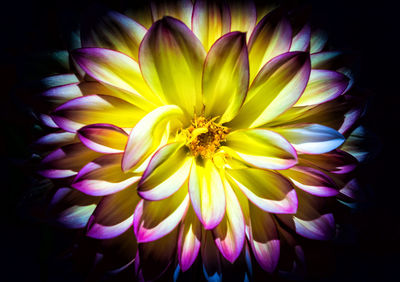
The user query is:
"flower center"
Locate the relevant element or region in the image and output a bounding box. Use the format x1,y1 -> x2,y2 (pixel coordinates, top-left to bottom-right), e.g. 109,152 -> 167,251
183,116 -> 229,159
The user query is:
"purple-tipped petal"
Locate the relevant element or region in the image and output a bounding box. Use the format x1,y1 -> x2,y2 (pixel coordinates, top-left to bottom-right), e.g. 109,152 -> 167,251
78,123 -> 128,154
293,213 -> 335,240
87,185 -> 140,239
227,168 -> 298,214
134,184 -> 189,243
290,24 -> 311,52
295,70 -> 349,106
72,154 -> 140,196
51,94 -> 146,132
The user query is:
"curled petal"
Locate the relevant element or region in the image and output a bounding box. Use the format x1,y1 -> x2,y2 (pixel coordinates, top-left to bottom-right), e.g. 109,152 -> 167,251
151,0 -> 193,27
122,105 -> 184,171
134,184 -> 189,243
71,48 -> 159,107
225,128 -> 297,170
51,94 -> 146,132
78,123 -> 128,154
189,159 -> 226,230
248,203 -> 280,272
279,166 -> 339,197
192,0 -> 230,51
202,32 -> 249,123
227,167 -> 298,214
248,10 -> 292,81
139,16 -> 206,116
178,206 -> 202,272
72,154 -> 140,196
39,143 -> 101,178
230,52 -> 310,128
213,177 -> 245,263
295,70 -> 349,106
138,142 -> 192,200
87,185 -> 140,239
81,10 -> 146,61
272,124 -> 345,154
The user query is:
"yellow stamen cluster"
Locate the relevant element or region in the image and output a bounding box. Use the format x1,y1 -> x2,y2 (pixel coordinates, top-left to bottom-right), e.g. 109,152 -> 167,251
183,116 -> 229,159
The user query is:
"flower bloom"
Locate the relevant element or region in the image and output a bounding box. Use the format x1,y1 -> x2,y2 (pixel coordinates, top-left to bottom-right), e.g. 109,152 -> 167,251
35,0 -> 365,280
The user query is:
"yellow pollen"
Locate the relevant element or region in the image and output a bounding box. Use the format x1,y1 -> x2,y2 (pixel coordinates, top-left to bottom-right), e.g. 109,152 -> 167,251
183,116 -> 229,159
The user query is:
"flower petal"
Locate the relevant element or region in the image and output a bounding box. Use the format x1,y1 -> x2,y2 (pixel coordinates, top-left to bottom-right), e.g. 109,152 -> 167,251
310,29 -> 328,53
294,70 -> 349,106
178,206 -> 202,272
272,124 -> 345,154
299,149 -> 358,174
72,154 -> 140,196
230,52 -> 310,128
229,0 -> 256,37
224,128 -> 297,170
248,203 -> 280,272
51,94 -> 146,132
71,48 -> 159,107
290,24 -> 311,52
87,184 -> 140,239
139,16 -> 206,116
77,123 -> 128,154
310,51 -> 342,69
138,142 -> 192,200
134,187 -> 189,243
279,166 -> 339,197
202,32 -> 249,123
122,105 -> 184,171
189,159 -> 226,230
150,0 -> 193,27
213,176 -> 245,263
293,213 -> 335,240
192,0 -> 230,51
40,74 -> 79,89
248,10 -> 292,82
81,10 -> 146,61
227,167 -> 298,214
34,131 -> 77,150
39,143 -> 101,178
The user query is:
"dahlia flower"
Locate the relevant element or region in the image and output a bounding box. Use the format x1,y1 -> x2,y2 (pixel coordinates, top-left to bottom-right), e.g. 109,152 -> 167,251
35,0 -> 365,280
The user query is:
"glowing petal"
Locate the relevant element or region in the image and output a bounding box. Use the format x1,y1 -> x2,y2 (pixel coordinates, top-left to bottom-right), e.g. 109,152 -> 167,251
272,124 -> 345,154
122,105 -> 184,171
189,159 -> 226,229
227,168 -> 298,214
294,70 -> 349,106
81,10 -> 146,61
71,48 -> 159,107
72,154 -> 140,196
87,185 -> 140,239
230,52 -> 310,128
51,95 -> 146,132
293,213 -> 335,240
248,203 -> 280,272
229,0 -> 256,38
78,123 -> 128,154
178,206 -> 202,272
138,142 -> 192,200
192,0 -> 230,51
34,131 -> 77,149
310,29 -> 328,53
39,143 -> 101,179
202,32 -> 249,123
225,129 -> 297,170
279,166 -> 339,197
248,10 -> 292,82
150,0 -> 193,27
213,177 -> 245,263
134,184 -> 189,243
139,16 -> 205,116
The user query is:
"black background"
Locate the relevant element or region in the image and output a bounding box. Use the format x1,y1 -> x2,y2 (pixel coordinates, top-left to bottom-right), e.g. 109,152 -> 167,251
1,0 -> 398,281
